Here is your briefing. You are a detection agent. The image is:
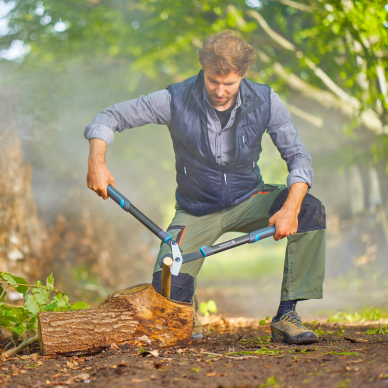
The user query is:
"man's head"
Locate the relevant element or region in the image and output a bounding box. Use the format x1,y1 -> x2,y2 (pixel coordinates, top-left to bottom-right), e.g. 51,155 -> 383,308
198,31 -> 256,108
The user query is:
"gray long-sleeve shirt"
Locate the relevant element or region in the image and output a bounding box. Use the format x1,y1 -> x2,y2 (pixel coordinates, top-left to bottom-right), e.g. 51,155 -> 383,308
84,88 -> 313,189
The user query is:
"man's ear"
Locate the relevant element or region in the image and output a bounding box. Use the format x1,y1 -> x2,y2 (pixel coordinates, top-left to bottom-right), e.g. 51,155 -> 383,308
242,67 -> 250,79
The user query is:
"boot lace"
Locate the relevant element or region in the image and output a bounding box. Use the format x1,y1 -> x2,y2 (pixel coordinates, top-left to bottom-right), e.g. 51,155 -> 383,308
280,308 -> 307,330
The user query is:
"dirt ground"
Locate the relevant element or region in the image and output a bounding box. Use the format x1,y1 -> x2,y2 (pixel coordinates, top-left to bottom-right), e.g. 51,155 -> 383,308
1,317 -> 388,388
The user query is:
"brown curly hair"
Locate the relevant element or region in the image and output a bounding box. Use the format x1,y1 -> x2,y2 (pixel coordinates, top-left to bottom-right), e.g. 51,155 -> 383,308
198,31 -> 256,76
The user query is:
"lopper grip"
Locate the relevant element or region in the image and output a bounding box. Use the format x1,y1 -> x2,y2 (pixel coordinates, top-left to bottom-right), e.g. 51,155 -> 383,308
106,184 -> 131,211
248,225 -> 276,243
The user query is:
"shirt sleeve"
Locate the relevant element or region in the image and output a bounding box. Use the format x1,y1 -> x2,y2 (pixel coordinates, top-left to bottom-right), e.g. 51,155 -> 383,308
84,89 -> 172,146
266,88 -> 314,189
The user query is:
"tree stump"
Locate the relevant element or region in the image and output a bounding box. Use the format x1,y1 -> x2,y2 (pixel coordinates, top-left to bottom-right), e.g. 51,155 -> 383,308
38,284 -> 194,355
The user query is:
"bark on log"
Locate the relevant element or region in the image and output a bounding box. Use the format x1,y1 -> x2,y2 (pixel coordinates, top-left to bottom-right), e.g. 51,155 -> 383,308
38,283 -> 193,355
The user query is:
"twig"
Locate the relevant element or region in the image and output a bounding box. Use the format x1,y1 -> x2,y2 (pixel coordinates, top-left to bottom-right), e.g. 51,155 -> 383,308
271,0 -> 312,12
195,350 -> 262,360
4,334 -> 40,358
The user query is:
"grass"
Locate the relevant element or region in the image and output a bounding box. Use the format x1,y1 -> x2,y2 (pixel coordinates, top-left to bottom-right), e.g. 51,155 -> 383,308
329,306 -> 388,323
365,323 -> 388,335
326,351 -> 360,356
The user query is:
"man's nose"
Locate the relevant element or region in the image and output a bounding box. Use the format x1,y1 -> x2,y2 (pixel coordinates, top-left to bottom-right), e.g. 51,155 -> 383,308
215,86 -> 224,96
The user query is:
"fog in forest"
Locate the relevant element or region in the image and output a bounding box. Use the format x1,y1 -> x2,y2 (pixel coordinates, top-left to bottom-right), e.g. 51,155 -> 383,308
1,0 -> 388,320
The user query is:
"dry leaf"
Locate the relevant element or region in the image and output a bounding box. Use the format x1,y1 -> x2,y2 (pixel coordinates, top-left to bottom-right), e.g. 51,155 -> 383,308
139,350 -> 159,358
132,378 -> 148,383
206,372 -> 216,377
110,343 -> 121,351
66,362 -> 79,370
74,372 -> 90,381
52,373 -> 62,378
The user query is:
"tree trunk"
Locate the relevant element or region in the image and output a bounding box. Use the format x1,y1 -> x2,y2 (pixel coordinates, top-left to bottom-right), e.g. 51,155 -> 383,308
38,283 -> 193,355
0,94 -> 52,282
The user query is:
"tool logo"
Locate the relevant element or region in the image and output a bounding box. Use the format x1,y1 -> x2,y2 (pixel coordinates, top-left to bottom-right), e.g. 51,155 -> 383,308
219,240 -> 235,248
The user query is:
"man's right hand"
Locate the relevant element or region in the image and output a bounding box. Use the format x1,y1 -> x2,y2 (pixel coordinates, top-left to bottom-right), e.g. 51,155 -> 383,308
87,138 -> 115,199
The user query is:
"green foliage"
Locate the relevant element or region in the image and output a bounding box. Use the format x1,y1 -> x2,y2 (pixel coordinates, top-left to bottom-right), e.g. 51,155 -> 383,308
325,351 -> 360,356
366,323 -> 388,335
329,306 -> 388,323
259,376 -> 278,387
0,272 -> 89,338
199,299 -> 217,317
1,0 -> 387,172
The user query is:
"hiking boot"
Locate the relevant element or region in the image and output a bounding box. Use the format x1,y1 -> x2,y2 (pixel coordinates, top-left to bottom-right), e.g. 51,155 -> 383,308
191,294 -> 204,340
271,308 -> 319,345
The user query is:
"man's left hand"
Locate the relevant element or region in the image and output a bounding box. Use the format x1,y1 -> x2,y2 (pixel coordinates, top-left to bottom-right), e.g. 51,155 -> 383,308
269,208 -> 298,241
268,182 -> 308,241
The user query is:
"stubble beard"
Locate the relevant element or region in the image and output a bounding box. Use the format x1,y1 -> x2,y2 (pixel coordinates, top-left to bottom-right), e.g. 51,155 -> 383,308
208,94 -> 234,107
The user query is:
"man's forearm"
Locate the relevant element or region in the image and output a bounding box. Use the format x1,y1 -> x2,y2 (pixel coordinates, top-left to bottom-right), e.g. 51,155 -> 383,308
88,138 -> 107,164
282,182 -> 308,215
87,139 -> 115,199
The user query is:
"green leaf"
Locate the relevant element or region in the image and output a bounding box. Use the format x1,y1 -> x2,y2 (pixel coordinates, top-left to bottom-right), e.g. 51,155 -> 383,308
71,301 -> 90,310
13,322 -> 27,336
0,314 -> 14,327
199,301 -> 209,317
259,319 -> 266,326
1,273 -> 29,294
32,281 -> 50,305
43,301 -> 58,311
52,294 -> 71,311
24,295 -> 40,315
207,300 -> 217,314
46,273 -> 55,290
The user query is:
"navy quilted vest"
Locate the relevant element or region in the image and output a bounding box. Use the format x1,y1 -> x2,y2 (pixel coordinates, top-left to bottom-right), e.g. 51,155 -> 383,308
167,70 -> 271,216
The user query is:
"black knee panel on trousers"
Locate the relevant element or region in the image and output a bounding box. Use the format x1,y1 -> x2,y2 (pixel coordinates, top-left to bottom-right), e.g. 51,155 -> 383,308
268,189 -> 326,232
152,271 -> 194,303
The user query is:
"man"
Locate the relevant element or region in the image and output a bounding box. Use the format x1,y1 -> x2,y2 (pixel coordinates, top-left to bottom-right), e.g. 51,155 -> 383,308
85,31 -> 326,345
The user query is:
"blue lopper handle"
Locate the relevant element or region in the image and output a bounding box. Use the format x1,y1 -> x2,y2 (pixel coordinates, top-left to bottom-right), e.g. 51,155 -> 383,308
248,225 -> 276,243
107,184 -> 131,211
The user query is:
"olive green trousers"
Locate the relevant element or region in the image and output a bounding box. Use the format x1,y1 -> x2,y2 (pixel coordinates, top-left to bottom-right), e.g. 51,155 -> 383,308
152,184 -> 326,303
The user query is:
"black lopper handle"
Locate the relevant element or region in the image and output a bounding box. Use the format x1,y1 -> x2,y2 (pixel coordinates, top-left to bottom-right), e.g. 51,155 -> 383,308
106,184 -> 172,243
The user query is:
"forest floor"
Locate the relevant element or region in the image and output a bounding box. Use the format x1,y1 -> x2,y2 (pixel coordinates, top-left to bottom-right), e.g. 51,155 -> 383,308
1,317 -> 388,388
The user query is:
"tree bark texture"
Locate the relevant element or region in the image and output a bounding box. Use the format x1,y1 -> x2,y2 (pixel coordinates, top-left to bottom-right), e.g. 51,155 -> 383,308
0,94 -> 51,281
38,283 -> 194,355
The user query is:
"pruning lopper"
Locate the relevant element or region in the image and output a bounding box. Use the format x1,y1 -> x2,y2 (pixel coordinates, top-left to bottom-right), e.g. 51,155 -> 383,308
106,184 -> 276,292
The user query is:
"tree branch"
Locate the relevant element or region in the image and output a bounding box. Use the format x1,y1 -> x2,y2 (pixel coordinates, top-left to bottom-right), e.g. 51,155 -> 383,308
284,102 -> 323,128
271,0 -> 312,12
247,9 -> 362,108
4,334 -> 39,358
254,50 -> 387,134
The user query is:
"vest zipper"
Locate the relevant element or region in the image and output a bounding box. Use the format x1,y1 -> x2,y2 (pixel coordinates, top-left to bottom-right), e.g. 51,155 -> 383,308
184,166 -> 187,176
242,135 -> 245,144
223,172 -> 230,207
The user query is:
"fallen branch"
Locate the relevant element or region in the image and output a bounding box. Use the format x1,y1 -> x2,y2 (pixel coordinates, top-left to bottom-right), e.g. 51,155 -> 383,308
196,350 -> 262,360
5,334 -> 39,358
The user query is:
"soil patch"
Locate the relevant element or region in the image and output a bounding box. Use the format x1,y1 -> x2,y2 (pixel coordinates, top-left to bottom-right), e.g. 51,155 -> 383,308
1,317 -> 388,388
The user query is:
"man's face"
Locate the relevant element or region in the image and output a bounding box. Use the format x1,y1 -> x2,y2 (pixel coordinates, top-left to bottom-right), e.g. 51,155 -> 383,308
203,70 -> 243,109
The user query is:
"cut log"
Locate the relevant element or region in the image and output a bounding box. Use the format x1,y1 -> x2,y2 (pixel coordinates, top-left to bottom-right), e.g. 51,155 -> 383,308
38,283 -> 193,355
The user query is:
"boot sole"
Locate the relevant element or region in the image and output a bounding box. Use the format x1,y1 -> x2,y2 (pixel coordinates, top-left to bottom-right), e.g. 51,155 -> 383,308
271,327 -> 319,345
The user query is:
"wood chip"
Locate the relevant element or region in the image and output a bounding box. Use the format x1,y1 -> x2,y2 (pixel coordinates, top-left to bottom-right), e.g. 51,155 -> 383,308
344,337 -> 368,343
